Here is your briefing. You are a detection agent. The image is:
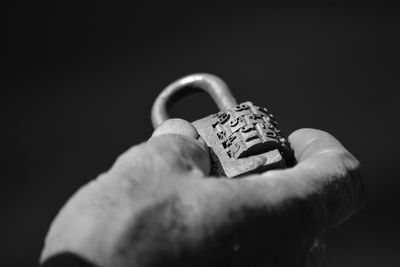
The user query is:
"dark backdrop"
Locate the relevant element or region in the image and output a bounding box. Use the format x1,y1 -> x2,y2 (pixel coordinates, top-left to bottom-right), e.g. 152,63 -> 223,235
1,2 -> 399,267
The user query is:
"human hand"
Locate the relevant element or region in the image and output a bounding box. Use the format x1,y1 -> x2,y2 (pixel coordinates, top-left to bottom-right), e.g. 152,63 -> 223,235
40,119 -> 365,267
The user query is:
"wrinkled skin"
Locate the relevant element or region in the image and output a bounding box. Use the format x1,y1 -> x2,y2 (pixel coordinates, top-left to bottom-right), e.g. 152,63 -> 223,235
40,119 -> 365,267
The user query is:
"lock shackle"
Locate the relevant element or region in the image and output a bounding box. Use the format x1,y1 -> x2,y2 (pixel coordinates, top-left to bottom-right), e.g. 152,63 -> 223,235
151,73 -> 238,129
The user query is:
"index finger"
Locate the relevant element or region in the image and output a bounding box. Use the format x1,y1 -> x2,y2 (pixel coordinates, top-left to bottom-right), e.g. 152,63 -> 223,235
286,128 -> 366,226
289,128 -> 349,164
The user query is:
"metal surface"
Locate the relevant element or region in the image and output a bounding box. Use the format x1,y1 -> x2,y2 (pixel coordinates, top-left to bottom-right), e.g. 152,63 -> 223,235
151,73 -> 237,129
151,74 -> 295,177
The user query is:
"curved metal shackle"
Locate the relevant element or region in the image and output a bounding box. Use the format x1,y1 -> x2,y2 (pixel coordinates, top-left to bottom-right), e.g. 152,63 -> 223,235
151,73 -> 238,129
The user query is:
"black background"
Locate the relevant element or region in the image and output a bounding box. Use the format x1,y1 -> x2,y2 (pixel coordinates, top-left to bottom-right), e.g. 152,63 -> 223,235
1,2 -> 399,267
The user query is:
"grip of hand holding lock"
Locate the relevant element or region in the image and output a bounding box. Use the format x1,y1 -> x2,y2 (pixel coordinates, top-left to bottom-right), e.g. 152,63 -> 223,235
151,73 -> 295,178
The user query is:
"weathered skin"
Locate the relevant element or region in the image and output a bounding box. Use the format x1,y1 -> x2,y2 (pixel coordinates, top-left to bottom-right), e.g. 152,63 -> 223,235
40,119 -> 365,267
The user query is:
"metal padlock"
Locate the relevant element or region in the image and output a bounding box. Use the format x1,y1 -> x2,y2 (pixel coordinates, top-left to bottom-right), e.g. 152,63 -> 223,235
151,73 -> 295,178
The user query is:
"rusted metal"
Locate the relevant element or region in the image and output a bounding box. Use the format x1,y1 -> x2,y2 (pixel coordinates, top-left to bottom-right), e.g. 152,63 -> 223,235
151,73 -> 294,177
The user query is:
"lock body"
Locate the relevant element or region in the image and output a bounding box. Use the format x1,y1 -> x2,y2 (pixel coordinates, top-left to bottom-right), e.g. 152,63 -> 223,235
192,101 -> 293,177
151,74 -> 295,178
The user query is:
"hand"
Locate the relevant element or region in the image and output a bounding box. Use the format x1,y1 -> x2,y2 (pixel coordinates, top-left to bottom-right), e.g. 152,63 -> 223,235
40,119 -> 365,267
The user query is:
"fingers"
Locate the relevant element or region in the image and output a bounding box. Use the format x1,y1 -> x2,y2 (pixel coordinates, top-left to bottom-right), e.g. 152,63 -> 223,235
228,128 -> 365,228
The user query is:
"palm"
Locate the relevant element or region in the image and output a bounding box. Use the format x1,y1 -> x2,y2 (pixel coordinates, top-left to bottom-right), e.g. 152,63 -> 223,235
41,120 -> 365,267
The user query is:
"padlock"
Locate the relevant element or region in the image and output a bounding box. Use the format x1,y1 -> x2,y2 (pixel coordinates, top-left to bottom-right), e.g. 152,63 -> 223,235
151,73 -> 295,178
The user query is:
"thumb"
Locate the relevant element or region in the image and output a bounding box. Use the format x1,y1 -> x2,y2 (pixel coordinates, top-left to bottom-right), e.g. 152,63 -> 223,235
109,119 -> 210,178
147,118 -> 211,175
151,118 -> 201,140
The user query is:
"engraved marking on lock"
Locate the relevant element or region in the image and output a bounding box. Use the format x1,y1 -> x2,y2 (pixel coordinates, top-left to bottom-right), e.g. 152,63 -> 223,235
210,102 -> 288,160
